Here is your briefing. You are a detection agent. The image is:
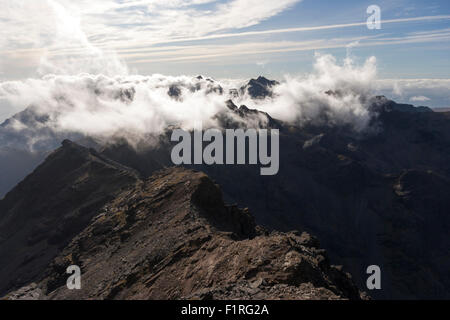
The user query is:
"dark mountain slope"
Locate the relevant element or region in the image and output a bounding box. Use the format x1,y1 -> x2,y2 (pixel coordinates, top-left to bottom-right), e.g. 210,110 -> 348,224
0,140 -> 140,295
4,166 -> 365,300
96,101 -> 450,299
193,107 -> 450,299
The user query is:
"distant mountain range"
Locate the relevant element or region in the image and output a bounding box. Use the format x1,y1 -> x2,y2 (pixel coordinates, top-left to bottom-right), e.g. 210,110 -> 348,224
1,77 -> 449,299
434,108 -> 450,112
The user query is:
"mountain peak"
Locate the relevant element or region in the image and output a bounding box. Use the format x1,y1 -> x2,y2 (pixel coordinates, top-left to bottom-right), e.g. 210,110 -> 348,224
240,76 -> 280,99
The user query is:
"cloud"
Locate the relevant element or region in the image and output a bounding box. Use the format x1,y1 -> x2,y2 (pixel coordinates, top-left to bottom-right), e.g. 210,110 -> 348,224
0,54 -> 382,151
256,61 -> 269,67
124,26 -> 450,65
236,53 -> 378,132
0,0 -> 129,77
0,74 -> 230,150
122,14 -> 450,47
1,1 -> 449,79
0,0 -> 301,76
410,95 -> 431,102
375,79 -> 450,108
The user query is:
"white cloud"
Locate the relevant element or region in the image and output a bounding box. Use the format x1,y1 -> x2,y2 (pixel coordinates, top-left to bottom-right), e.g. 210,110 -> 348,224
410,95 -> 431,102
0,54 -> 381,152
0,0 -> 301,76
1,0 -> 449,124
375,79 -> 450,108
0,0 -> 129,76
236,54 -> 378,132
1,1 -> 449,78
3,52 -> 450,153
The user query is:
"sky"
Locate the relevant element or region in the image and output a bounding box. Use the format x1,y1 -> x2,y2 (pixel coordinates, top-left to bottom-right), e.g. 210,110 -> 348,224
0,0 -> 449,116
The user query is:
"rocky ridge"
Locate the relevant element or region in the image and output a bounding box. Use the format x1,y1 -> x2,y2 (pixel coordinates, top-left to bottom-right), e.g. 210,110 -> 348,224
1,142 -> 365,300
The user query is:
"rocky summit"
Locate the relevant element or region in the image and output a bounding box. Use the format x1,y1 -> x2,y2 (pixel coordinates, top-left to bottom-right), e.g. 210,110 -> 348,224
1,142 -> 365,300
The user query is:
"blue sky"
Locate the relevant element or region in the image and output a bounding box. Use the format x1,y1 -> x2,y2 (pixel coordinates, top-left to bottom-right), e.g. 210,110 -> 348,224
0,0 -> 449,109
121,0 -> 450,79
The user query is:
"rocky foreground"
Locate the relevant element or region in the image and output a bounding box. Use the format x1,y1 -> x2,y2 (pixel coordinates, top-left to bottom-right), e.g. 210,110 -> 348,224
1,141 -> 365,300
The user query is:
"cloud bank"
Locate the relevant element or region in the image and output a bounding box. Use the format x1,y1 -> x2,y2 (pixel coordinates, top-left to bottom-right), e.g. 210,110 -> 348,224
0,54 -> 383,151
0,0 -> 129,77
236,54 -> 377,132
0,0 -> 301,78
410,95 -> 431,102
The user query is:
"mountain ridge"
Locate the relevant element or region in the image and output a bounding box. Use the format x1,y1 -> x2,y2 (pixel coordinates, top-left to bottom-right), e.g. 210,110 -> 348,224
1,79 -> 449,299
0,140 -> 141,295
1,141 -> 365,300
